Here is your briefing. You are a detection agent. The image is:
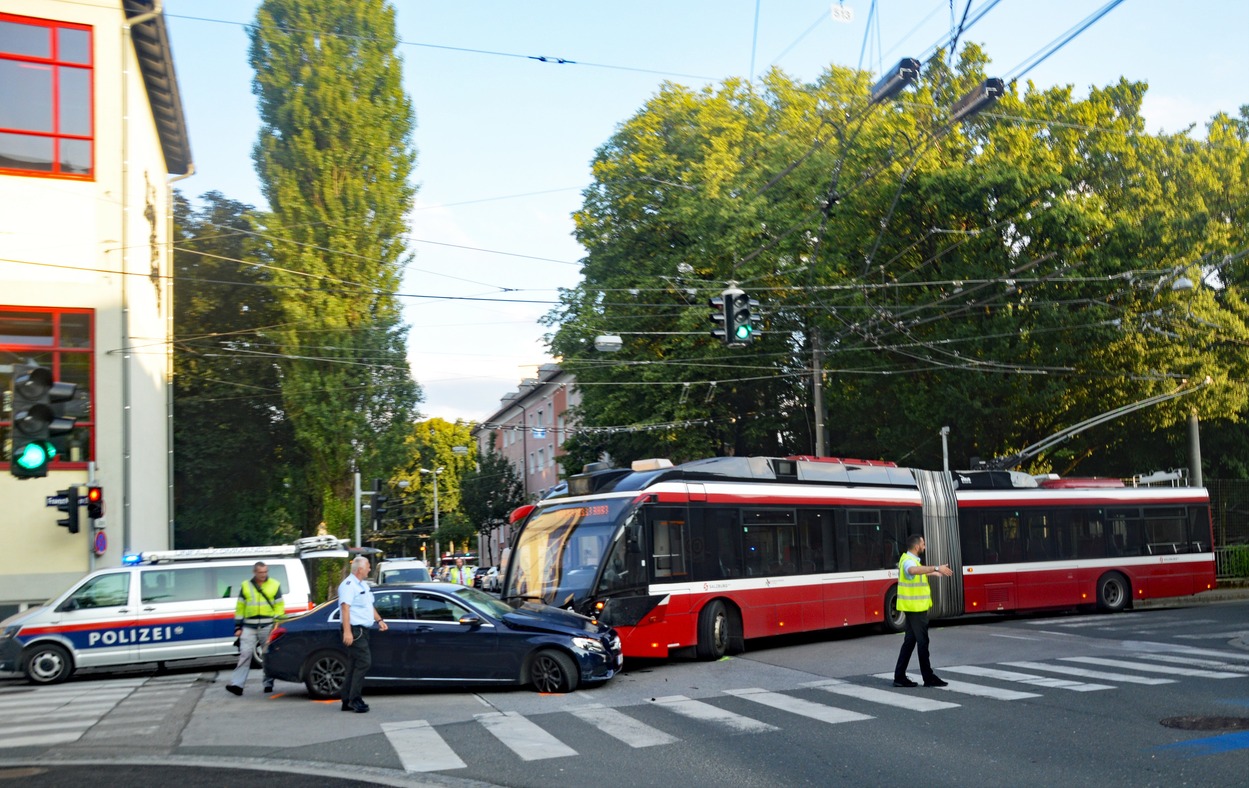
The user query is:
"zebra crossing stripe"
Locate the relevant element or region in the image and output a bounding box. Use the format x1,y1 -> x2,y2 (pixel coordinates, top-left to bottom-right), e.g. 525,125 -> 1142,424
0,720 -> 96,737
942,665 -> 1112,691
870,673 -> 1040,700
0,731 -> 86,748
381,720 -> 466,772
803,679 -> 959,711
650,695 -> 779,733
476,711 -> 578,761
0,698 -> 120,713
1023,614 -> 1146,628
568,704 -> 679,748
1175,630 -> 1249,640
724,688 -> 873,724
1134,653 -> 1249,673
1060,656 -> 1243,679
1002,661 -> 1173,685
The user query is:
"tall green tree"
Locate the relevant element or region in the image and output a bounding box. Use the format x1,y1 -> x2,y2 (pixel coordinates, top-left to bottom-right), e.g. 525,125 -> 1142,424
249,0 -> 422,534
548,50 -> 1249,477
172,191 -> 304,547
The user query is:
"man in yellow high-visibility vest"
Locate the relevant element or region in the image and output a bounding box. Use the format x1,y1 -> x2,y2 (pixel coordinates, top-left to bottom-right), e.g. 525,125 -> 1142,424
448,557 -> 474,586
227,561 -> 285,695
893,535 -> 953,688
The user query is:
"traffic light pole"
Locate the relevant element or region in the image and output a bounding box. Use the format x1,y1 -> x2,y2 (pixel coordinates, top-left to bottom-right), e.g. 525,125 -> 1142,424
353,472 -> 375,548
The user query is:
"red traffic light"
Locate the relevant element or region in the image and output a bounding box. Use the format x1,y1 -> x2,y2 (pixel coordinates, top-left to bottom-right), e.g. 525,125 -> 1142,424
86,486 -> 104,520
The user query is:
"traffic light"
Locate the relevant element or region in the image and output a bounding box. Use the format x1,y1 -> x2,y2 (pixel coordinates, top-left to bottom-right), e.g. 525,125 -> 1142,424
372,478 -> 388,529
56,487 -> 80,534
86,486 -> 104,525
708,293 -> 728,343
9,363 -> 78,479
709,287 -> 758,346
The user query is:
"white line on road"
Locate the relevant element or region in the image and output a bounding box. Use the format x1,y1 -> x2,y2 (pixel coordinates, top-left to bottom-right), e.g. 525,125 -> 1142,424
476,711 -> 578,761
724,688 -> 873,725
803,679 -> 959,711
650,694 -> 779,733
1133,653 -> 1249,673
568,704 -> 679,748
1002,661 -> 1173,685
870,673 -> 1040,700
381,720 -> 467,772
941,665 -> 1113,691
1060,656 -> 1244,678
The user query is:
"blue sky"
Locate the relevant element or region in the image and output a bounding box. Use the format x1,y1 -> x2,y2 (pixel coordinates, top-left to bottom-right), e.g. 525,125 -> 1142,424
163,0 -> 1248,424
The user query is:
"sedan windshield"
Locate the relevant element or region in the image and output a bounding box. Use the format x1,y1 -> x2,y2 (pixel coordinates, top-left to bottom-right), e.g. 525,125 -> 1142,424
504,498 -> 631,607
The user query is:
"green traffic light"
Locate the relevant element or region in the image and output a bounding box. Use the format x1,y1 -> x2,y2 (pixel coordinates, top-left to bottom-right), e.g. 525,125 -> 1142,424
15,440 -> 55,470
734,324 -> 753,340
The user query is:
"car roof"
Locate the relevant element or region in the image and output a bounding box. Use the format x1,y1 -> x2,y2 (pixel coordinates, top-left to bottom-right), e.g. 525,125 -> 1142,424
379,559 -> 426,566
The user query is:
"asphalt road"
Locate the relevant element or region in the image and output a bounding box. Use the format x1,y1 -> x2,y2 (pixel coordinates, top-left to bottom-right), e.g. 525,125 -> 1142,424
2,594 -> 1248,787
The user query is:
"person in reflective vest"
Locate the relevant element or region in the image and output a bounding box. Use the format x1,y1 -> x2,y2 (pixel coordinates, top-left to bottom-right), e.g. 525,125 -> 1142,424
893,535 -> 953,688
449,557 -> 474,586
226,561 -> 285,695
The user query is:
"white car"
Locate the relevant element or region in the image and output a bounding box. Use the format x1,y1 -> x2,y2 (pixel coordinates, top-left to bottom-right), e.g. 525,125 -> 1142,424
478,566 -> 501,592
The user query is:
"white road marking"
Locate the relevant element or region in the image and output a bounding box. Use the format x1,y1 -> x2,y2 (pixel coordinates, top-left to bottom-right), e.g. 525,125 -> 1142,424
804,679 -> 959,711
1002,661 -> 1173,685
650,694 -> 779,733
870,673 -> 1040,700
724,688 -> 873,724
381,720 -> 467,772
941,665 -> 1112,691
568,704 -> 679,748
1060,656 -> 1244,679
476,711 -> 578,761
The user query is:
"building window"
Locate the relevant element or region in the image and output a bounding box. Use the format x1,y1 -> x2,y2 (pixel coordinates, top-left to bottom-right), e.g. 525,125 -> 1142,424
2,307 -> 94,469
0,13 -> 93,178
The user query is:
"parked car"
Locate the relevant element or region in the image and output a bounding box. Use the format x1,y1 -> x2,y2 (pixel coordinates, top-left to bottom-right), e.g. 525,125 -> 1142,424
264,583 -> 622,695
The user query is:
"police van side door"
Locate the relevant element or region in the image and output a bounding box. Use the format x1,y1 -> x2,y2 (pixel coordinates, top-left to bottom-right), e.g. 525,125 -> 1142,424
136,565 -> 223,661
46,570 -> 138,669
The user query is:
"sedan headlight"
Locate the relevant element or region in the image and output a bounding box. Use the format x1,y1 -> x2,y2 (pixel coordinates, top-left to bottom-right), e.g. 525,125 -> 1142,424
572,636 -> 606,653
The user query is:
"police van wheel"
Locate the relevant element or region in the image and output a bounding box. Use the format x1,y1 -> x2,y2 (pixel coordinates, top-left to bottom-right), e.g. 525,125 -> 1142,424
24,643 -> 73,685
881,587 -> 906,634
303,651 -> 347,699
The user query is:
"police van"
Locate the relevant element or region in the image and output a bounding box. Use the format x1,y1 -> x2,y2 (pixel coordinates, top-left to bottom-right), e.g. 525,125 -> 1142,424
0,536 -> 348,684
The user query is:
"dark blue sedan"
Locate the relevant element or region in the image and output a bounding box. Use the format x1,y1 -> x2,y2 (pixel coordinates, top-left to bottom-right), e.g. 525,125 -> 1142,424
263,583 -> 623,696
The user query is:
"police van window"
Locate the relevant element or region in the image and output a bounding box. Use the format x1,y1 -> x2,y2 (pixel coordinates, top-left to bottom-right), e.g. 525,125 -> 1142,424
141,568 -> 214,604
64,572 -> 129,610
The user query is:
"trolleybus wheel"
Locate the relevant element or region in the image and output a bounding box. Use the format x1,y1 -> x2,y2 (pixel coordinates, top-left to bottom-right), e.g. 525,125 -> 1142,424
695,600 -> 730,660
1096,572 -> 1129,613
24,642 -> 73,685
529,649 -> 579,693
881,586 -> 907,634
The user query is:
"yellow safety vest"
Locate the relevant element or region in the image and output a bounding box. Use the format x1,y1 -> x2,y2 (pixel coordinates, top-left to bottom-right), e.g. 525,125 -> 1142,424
896,553 -> 932,612
235,578 -> 285,625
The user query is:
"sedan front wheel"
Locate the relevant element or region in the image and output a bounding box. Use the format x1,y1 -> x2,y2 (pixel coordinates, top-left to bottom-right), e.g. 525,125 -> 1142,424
529,649 -> 579,693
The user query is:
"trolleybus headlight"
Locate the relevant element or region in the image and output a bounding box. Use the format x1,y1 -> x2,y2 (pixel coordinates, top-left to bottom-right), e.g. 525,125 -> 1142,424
572,636 -> 606,653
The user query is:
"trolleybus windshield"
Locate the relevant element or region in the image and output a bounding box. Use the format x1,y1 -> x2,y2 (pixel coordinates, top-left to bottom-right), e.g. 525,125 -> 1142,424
505,498 -> 632,607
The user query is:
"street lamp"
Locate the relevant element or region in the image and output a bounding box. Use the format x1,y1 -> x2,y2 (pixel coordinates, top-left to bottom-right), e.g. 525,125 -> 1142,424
420,467 -> 443,563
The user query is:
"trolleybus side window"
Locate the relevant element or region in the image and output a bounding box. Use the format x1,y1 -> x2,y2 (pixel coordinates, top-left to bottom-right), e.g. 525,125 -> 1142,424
797,509 -> 834,573
689,506 -> 743,581
1075,509 -> 1108,558
742,509 -> 796,576
1108,508 -> 1146,555
1188,506 -> 1212,553
650,507 -> 688,579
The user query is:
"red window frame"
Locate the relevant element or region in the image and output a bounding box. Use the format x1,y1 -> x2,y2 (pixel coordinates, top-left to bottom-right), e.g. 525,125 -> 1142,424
1,306 -> 94,470
0,13 -> 94,179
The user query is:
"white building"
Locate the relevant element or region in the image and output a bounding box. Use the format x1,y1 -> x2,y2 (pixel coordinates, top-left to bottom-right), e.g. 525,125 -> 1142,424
0,1 -> 191,616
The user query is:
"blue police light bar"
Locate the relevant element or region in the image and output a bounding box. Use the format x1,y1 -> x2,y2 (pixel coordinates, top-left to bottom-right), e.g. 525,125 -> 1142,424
123,553 -> 142,565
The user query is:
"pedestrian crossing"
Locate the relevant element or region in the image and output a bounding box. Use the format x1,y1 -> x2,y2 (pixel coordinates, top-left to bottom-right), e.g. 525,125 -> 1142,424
0,675 -> 202,749
377,648 -> 1249,773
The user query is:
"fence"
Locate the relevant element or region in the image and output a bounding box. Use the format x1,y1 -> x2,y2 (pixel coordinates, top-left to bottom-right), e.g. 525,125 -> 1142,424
1207,478 -> 1249,579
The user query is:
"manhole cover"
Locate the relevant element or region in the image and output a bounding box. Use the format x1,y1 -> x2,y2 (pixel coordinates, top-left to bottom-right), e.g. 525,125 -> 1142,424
1161,716 -> 1249,731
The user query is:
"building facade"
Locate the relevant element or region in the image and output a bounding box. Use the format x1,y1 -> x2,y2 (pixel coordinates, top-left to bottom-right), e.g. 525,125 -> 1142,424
0,1 -> 191,616
472,364 -> 578,560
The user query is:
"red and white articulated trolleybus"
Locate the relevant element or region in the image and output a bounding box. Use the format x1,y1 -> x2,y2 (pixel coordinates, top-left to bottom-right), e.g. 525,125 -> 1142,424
500,456 -> 1216,660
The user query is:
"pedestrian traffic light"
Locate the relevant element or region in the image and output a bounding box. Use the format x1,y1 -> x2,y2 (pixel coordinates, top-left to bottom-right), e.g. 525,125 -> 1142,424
371,478 -> 388,529
9,363 -> 78,479
86,486 -> 104,525
56,487 -> 80,534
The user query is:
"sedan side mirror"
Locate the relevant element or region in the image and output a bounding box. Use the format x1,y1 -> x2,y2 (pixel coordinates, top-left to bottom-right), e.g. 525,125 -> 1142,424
458,615 -> 483,628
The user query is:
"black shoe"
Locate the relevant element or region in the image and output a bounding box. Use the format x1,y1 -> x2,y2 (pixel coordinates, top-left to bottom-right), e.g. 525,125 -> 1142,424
353,701 -> 370,714
924,677 -> 948,687
225,684 -> 243,696
263,684 -> 273,693
892,677 -> 918,688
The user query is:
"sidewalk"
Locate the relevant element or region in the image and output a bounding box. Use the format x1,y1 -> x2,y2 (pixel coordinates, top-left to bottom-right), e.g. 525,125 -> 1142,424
1136,577 -> 1249,608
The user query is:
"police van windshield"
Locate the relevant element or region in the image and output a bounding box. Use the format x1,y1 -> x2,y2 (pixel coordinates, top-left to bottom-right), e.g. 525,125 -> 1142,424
504,497 -> 632,607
